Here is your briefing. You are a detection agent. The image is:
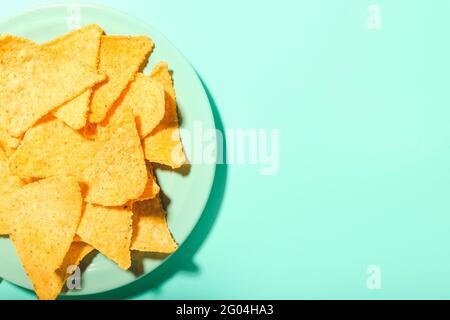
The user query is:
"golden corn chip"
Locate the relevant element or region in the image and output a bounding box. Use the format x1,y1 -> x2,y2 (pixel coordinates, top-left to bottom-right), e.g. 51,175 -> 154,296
43,241 -> 94,300
10,109 -> 147,206
9,118 -> 96,180
44,25 -> 104,130
137,162 -> 160,201
44,24 -> 103,67
0,149 -> 24,235
131,196 -> 178,254
0,35 -> 106,137
122,73 -> 165,138
89,36 -> 154,123
142,62 -> 187,168
53,91 -> 92,130
0,176 -> 83,300
77,203 -> 133,270
84,103 -> 147,206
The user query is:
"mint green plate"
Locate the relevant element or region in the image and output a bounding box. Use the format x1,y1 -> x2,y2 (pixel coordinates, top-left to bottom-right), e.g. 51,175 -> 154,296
0,4 -> 216,296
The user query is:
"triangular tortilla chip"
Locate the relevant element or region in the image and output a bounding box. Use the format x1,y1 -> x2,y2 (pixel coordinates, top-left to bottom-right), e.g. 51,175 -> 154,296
43,241 -> 94,300
89,36 -> 153,123
44,25 -> 104,130
131,196 -> 178,254
9,117 -> 96,180
44,24 -> 103,67
0,149 -> 24,235
121,73 -> 165,138
142,62 -> 187,168
0,176 -> 82,300
10,111 -> 147,206
136,162 -> 160,201
51,91 -> 92,130
83,103 -> 147,206
77,203 -> 132,270
0,35 -> 105,137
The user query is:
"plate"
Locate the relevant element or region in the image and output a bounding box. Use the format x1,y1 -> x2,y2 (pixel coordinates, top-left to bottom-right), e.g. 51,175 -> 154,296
0,3 -> 216,296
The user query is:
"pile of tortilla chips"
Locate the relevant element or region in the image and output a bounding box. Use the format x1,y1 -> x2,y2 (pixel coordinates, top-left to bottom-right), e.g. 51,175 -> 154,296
0,24 -> 187,300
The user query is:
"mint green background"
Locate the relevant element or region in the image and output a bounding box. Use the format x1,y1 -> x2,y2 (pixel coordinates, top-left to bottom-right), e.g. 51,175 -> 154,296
2,0 -> 450,299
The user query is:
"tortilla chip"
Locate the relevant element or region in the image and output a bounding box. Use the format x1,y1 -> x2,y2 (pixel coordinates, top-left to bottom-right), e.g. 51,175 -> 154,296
0,176 -> 82,300
44,24 -> 103,67
89,36 -> 153,123
44,25 -> 104,130
9,117 -> 96,180
44,241 -> 94,300
0,149 -> 24,235
77,203 -> 133,270
52,91 -> 93,130
136,162 -> 160,201
142,62 -> 187,168
131,196 -> 178,254
0,35 -> 105,137
10,109 -> 147,206
121,73 -> 165,138
83,103 -> 147,206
